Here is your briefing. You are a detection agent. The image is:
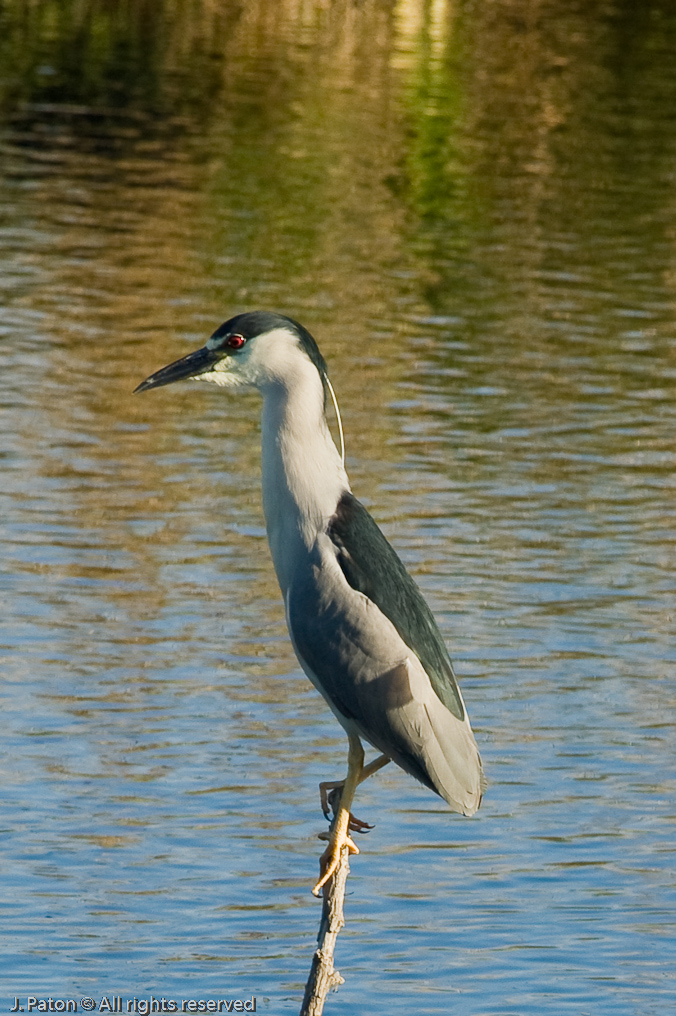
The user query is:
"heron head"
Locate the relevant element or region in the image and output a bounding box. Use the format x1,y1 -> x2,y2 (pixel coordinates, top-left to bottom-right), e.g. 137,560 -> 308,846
134,311 -> 329,394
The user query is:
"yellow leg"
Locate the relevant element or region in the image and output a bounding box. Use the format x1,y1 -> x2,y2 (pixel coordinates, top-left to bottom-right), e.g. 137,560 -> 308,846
358,753 -> 391,786
319,779 -> 344,821
319,753 -> 391,825
312,734 -> 365,896
313,741 -> 393,896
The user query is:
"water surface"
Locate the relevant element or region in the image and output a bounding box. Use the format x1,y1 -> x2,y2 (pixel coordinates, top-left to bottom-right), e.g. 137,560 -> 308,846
1,2 -> 675,1013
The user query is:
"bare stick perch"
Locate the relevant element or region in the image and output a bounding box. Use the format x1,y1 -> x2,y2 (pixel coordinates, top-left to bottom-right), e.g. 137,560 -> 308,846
300,843 -> 350,1016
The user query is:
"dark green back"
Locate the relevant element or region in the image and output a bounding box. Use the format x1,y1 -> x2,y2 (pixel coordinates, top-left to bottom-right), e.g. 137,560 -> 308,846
328,492 -> 465,721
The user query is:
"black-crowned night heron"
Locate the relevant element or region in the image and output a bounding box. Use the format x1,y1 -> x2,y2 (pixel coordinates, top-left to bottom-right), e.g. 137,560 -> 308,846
136,311 -> 485,894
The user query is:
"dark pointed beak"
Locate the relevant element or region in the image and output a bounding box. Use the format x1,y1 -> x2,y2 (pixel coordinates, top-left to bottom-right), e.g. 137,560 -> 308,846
134,346 -> 220,393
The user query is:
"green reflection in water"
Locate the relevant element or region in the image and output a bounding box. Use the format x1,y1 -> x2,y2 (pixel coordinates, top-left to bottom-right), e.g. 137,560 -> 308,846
0,0 -> 237,118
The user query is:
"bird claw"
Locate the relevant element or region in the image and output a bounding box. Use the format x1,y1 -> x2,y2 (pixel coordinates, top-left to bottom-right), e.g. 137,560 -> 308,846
319,780 -> 342,821
326,785 -> 342,815
312,831 -> 359,897
317,815 -> 373,841
349,814 -> 374,834
319,780 -> 373,833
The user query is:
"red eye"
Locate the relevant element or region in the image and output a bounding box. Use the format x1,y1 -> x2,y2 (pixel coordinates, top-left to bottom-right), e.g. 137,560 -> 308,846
226,334 -> 246,350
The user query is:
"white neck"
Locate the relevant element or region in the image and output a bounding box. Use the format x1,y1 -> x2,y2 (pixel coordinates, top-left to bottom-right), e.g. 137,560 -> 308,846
260,360 -> 349,594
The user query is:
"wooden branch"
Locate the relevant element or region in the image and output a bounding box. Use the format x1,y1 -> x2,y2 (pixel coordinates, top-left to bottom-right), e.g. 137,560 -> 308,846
299,843 -> 350,1016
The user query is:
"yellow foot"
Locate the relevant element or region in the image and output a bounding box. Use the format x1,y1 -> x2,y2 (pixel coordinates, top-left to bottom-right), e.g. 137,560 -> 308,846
317,816 -> 373,841
319,782 -> 374,834
319,780 -> 343,820
312,825 -> 359,897
347,813 -> 374,834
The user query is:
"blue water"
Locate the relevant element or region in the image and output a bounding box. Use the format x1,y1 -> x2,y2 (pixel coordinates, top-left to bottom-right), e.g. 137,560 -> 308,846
1,2 -> 675,1013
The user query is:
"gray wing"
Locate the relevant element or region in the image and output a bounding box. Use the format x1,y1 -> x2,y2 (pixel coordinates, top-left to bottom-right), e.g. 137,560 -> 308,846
327,493 -> 466,720
286,493 -> 484,815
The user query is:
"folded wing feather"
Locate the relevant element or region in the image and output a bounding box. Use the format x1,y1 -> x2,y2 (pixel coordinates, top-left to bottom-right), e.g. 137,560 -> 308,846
286,493 -> 484,815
